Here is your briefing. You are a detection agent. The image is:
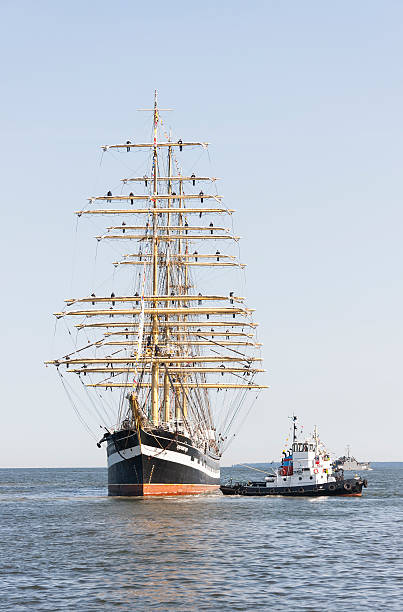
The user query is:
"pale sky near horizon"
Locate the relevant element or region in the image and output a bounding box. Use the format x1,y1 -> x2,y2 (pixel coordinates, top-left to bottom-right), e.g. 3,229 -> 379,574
1,1 -> 402,467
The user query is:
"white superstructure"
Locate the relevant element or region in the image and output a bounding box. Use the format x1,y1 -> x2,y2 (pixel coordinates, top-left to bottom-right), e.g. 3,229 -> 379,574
265,423 -> 339,490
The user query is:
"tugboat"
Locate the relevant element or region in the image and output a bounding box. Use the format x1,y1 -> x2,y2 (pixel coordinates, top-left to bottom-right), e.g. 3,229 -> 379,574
220,417 -> 368,497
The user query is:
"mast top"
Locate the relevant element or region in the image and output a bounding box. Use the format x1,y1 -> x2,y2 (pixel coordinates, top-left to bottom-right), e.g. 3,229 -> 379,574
136,90 -> 173,113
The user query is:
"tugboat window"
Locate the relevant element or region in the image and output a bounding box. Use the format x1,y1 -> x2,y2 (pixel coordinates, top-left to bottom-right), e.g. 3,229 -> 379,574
299,477 -> 302,480
310,476 -> 313,480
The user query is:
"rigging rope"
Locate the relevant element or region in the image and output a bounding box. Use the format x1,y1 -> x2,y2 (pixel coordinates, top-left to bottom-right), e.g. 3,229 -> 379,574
58,371 -> 98,441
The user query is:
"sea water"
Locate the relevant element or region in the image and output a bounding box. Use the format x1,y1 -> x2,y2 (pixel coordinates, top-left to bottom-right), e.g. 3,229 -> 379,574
0,463 -> 402,610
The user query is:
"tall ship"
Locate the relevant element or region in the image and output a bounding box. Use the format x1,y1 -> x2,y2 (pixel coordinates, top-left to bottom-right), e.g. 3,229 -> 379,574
46,92 -> 267,496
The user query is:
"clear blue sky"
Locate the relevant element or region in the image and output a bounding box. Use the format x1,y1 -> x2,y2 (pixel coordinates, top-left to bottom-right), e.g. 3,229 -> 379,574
1,1 -> 402,466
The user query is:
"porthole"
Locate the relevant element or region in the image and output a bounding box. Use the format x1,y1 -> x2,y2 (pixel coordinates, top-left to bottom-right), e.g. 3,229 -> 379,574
310,476 -> 313,480
299,477 -> 302,480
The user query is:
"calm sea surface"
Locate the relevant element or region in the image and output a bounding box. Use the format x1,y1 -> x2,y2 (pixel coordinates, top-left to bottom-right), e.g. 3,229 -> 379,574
0,463 -> 402,611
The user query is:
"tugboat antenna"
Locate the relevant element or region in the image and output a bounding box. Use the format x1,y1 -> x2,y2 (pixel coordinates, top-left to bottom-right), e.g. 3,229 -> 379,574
313,425 -> 319,453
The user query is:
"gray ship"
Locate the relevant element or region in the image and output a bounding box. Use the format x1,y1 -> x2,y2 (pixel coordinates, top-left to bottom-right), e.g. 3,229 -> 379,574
334,445 -> 372,471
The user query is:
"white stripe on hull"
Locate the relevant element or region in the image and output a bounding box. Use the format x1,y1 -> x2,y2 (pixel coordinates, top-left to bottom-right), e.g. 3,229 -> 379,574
107,443 -> 220,479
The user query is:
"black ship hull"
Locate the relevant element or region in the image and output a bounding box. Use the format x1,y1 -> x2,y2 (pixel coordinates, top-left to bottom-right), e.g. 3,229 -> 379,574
220,477 -> 368,497
106,427 -> 220,496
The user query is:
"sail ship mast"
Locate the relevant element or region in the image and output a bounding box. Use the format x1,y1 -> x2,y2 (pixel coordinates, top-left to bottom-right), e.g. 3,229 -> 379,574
163,136 -> 172,423
47,92 -> 267,459
151,91 -> 160,425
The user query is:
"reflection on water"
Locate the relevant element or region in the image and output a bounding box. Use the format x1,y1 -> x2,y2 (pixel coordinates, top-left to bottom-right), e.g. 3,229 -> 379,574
0,464 -> 402,610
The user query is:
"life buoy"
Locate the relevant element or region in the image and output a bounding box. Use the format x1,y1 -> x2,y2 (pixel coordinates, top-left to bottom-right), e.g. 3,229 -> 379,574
344,482 -> 352,491
313,468 -> 319,474
328,484 -> 336,491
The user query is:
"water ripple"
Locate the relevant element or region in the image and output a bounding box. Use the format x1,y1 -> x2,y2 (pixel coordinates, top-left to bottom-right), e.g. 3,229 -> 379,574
0,464 -> 402,610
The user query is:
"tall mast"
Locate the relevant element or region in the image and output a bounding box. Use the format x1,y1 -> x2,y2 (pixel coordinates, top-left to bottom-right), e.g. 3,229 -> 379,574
166,137 -> 172,296
180,177 -> 188,421
163,138 -> 173,423
151,90 -> 159,425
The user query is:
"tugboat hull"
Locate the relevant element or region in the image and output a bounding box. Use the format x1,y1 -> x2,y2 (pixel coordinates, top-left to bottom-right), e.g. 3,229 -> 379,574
107,427 -> 220,496
220,478 -> 367,497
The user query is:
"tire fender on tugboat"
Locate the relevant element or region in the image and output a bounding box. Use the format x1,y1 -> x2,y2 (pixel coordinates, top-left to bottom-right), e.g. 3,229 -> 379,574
344,482 -> 352,491
328,484 -> 336,491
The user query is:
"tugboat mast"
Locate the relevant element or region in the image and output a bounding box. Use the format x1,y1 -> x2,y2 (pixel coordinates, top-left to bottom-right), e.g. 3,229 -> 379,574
290,414 -> 297,445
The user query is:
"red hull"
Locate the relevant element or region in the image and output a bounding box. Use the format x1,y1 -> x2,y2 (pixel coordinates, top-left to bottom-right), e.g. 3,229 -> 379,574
109,483 -> 220,497
341,492 -> 362,497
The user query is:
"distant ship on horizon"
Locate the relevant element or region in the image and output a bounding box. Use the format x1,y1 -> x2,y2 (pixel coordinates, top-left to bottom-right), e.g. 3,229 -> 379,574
334,445 -> 372,471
